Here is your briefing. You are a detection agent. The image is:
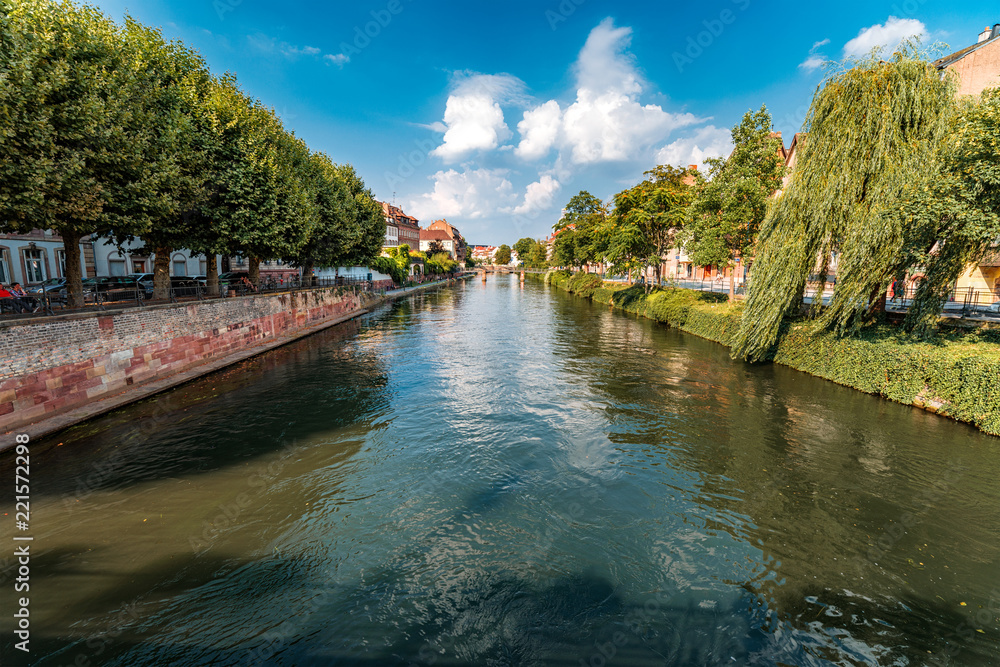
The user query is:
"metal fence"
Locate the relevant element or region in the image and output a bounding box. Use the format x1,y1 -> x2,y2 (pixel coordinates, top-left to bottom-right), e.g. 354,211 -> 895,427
0,276 -> 397,321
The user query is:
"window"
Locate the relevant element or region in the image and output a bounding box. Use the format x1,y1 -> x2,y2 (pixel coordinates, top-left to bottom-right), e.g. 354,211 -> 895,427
172,255 -> 187,276
0,247 -> 10,284
199,258 -> 207,275
108,259 -> 126,276
24,249 -> 46,282
55,249 -> 68,277
132,259 -> 146,273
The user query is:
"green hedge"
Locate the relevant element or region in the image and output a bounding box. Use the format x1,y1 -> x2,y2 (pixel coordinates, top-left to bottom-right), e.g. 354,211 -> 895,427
541,271 -> 1000,436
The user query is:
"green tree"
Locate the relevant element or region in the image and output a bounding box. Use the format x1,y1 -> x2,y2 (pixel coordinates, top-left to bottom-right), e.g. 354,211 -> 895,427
495,244 -> 512,265
551,230 -> 577,269
513,237 -> 534,263
195,76 -> 315,287
732,47 -> 956,361
526,239 -> 549,268
426,239 -> 446,256
0,1 -> 162,306
292,152 -> 367,286
332,163 -> 385,268
601,165 -> 695,290
555,191 -> 606,268
902,88 -> 1000,334
683,106 -> 786,301
104,17 -> 215,300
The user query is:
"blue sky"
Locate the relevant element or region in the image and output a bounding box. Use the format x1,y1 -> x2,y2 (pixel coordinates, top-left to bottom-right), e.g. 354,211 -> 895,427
89,0 -> 999,245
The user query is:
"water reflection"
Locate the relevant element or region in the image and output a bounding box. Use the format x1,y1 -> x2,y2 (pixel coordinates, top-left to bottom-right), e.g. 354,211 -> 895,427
2,277 -> 999,666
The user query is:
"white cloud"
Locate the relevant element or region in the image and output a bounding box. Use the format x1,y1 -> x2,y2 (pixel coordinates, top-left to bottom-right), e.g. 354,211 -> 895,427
515,101 -> 562,160
509,175 -> 561,215
799,55 -> 825,71
574,18 -> 642,96
843,17 -> 926,58
249,33 -> 349,66
799,38 -> 830,71
408,168 -> 516,220
430,73 -> 525,162
512,18 -> 701,165
655,125 -> 732,170
324,53 -> 349,67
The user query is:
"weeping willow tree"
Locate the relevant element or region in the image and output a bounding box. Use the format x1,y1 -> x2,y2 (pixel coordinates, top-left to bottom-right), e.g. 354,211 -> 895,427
731,46 -> 956,361
901,88 -> 1000,335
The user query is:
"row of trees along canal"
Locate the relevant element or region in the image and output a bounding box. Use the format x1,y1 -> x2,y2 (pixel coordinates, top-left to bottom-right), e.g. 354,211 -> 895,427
513,42 -> 1000,361
0,0 -> 393,307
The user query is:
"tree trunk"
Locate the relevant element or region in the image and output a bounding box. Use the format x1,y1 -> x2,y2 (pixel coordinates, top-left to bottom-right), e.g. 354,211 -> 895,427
303,260 -> 314,287
249,257 -> 261,287
206,255 -> 219,296
729,265 -> 735,302
62,229 -> 84,309
153,248 -> 171,300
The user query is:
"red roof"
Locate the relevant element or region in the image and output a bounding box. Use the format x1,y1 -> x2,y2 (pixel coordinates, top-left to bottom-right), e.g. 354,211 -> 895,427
420,229 -> 452,241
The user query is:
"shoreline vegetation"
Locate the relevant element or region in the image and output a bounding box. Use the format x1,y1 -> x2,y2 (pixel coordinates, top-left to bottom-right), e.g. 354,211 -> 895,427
534,270 -> 1000,437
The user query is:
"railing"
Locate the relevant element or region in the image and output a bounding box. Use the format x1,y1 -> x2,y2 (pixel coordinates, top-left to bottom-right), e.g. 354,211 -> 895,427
887,284 -> 1000,319
0,273 -> 472,320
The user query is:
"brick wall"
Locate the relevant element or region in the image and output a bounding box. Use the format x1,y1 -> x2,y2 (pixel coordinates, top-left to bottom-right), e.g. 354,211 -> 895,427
0,288 -> 373,432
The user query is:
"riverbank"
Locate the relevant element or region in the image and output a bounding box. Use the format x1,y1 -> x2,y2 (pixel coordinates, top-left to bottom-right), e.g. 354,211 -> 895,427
535,270 -> 1000,436
0,275 -> 473,446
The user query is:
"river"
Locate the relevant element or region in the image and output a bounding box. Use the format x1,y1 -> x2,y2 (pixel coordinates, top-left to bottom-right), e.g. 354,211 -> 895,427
2,275 -> 999,666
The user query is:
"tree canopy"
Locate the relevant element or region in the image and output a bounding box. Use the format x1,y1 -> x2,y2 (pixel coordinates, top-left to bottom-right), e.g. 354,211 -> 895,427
732,47 -> 956,361
683,106 -> 785,300
0,0 -> 385,304
495,244 -> 512,265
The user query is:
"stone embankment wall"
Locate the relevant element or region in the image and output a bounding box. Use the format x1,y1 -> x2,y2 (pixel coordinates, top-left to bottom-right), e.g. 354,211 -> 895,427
0,288 -> 375,434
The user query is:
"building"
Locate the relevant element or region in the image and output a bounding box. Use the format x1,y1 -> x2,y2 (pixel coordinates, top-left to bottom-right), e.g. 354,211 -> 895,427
426,219 -> 467,262
0,229 -> 218,286
92,238 -> 219,278
378,201 -> 420,251
419,229 -> 458,259
0,230 -> 92,286
933,24 -> 1000,297
471,245 -> 497,262
934,24 -> 1000,97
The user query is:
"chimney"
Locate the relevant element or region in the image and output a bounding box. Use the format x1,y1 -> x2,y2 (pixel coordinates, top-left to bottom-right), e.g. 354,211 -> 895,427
979,25 -> 992,43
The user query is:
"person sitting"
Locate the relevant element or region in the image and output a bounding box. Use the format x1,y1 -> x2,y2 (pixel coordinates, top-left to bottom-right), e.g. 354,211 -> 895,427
239,275 -> 257,293
0,285 -> 25,313
10,283 -> 36,311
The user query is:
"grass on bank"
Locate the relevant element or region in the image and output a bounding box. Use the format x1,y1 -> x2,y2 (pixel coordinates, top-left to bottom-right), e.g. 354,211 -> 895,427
538,270 -> 1000,436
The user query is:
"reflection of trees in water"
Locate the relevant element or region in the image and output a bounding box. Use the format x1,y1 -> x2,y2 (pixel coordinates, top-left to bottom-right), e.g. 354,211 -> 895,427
541,287 -> 1000,665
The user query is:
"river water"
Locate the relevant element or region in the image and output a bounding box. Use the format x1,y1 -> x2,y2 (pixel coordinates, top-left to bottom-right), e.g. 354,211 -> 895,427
2,275 -> 999,666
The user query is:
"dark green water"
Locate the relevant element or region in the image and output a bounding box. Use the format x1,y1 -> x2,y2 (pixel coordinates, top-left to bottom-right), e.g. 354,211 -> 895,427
2,275 -> 999,666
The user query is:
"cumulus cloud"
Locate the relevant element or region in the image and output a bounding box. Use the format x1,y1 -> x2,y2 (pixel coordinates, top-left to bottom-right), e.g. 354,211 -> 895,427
515,101 -> 562,160
509,175 -> 561,215
513,18 -> 701,165
655,125 -> 732,170
408,168 -> 516,220
843,17 -> 926,58
430,72 -> 526,162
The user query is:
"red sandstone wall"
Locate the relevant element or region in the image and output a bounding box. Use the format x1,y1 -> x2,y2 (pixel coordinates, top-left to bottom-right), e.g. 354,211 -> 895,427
0,288 -> 372,433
